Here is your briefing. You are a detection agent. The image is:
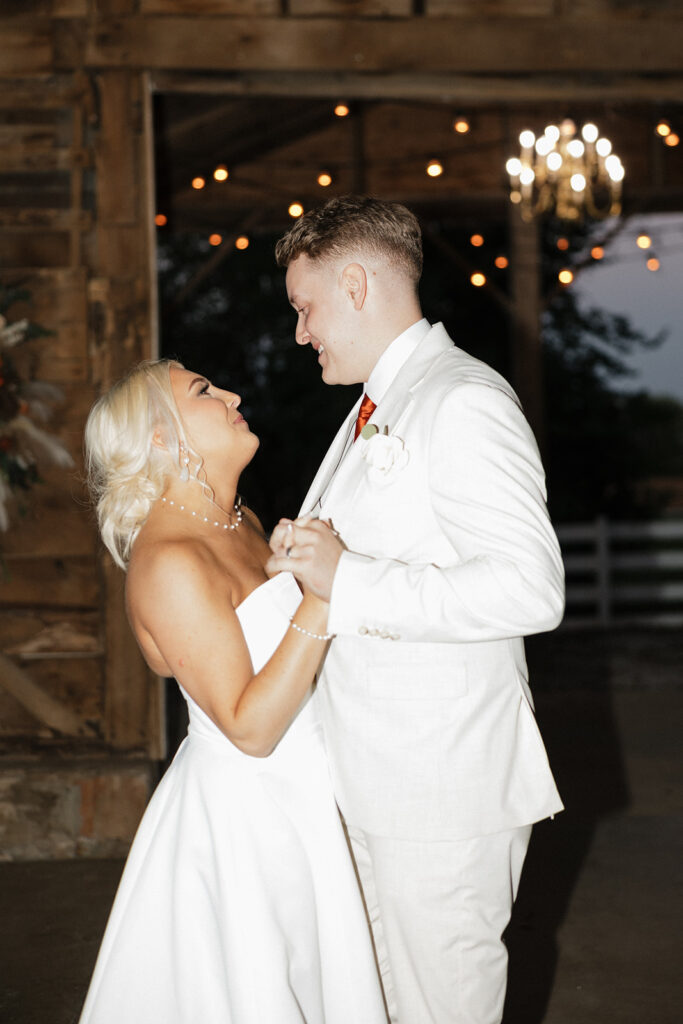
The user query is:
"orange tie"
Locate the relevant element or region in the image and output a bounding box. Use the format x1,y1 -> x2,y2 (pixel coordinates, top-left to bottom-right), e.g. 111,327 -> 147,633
354,393 -> 377,441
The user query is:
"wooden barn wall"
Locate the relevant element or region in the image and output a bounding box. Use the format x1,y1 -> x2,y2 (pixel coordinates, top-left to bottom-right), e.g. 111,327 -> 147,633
0,0 -> 681,858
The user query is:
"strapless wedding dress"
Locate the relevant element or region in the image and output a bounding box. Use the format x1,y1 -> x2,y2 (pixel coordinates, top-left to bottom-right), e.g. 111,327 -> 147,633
79,572 -> 386,1023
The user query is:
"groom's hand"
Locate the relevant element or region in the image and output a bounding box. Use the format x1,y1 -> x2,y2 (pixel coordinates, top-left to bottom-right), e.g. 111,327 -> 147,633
267,517 -> 344,602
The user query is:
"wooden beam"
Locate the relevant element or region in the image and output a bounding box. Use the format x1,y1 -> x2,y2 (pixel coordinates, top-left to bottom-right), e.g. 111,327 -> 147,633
150,69 -> 683,104
86,16 -> 683,74
508,205 -> 544,450
0,652 -> 98,738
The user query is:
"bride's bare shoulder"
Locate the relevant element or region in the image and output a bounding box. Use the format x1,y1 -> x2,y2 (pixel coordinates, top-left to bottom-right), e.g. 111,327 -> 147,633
127,534 -> 233,615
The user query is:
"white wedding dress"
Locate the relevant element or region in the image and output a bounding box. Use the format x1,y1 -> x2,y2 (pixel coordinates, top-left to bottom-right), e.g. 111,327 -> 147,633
79,572 -> 386,1023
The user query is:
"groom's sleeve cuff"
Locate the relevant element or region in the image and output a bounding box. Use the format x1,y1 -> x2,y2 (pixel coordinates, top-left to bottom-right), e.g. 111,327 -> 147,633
328,551 -> 401,640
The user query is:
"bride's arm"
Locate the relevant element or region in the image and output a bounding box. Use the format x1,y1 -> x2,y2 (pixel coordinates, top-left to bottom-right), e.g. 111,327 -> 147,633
128,541 -> 329,758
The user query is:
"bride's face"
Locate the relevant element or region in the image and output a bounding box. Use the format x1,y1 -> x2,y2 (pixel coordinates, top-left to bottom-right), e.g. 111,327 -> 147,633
169,367 -> 259,470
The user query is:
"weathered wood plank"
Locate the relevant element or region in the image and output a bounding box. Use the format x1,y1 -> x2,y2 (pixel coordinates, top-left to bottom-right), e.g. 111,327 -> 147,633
140,0 -> 278,12
0,75 -> 79,107
150,68 -> 683,103
290,0 -> 411,15
0,28 -> 53,76
426,0 -> 553,13
0,557 -> 99,609
0,1 -> 88,13
101,555 -> 160,751
0,146 -> 90,173
86,15 -> 683,73
0,232 -> 70,268
0,653 -> 98,737
0,209 -> 92,230
3,479 -> 95,559
95,70 -> 138,225
0,267 -> 88,325
0,610 -> 101,658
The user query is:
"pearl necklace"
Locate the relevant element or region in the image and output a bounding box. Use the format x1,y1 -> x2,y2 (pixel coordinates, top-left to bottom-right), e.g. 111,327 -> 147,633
160,494 -> 243,531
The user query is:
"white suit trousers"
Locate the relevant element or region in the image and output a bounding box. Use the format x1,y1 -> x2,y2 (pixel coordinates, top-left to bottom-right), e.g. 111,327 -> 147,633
347,823 -> 532,1024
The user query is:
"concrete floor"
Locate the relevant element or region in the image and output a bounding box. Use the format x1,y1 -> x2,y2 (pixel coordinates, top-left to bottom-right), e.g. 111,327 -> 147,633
1,630 -> 681,1023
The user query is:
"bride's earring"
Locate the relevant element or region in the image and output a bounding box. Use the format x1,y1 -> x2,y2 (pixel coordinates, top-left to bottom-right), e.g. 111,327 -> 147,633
179,442 -> 190,482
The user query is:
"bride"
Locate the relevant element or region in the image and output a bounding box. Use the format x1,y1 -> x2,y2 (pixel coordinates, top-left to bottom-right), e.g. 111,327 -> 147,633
79,359 -> 386,1024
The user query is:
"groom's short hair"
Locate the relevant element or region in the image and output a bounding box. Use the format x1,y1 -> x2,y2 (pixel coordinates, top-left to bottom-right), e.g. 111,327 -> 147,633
275,195 -> 423,284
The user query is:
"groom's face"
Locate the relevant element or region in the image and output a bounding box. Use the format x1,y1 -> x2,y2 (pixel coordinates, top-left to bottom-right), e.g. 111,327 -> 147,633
285,254 -> 365,386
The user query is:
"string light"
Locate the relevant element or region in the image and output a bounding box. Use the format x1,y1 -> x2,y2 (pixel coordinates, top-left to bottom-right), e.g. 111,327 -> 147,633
636,234 -> 652,249
664,133 -> 680,147
334,103 -> 349,117
646,256 -> 660,271
288,202 -> 304,218
494,256 -> 508,269
235,236 -> 249,250
557,237 -> 570,251
192,176 -> 206,190
213,164 -> 229,182
154,213 -> 167,227
470,273 -> 486,287
591,246 -> 604,260
317,172 -> 332,187
558,269 -> 574,285
470,234 -> 484,247
655,121 -> 671,137
426,160 -> 443,177
453,117 -> 470,134
209,233 -> 222,246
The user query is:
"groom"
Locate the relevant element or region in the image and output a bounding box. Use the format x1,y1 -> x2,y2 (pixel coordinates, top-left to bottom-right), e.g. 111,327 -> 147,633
267,196 -> 564,1024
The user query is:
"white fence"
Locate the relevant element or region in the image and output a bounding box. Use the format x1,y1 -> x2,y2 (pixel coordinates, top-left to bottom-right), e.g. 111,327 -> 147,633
557,518 -> 683,627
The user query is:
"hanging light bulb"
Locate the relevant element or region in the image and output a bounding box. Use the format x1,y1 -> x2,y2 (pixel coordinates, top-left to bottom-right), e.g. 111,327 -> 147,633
192,176 -> 206,190
288,202 -> 304,218
209,233 -> 222,246
453,116 -> 470,134
317,172 -> 333,187
334,103 -> 350,117
213,164 -> 229,182
426,160 -> 443,177
235,236 -> 249,250
470,273 -> 486,287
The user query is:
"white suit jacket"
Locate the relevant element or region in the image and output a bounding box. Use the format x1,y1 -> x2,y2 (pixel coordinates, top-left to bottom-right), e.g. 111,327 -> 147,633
301,323 -> 565,841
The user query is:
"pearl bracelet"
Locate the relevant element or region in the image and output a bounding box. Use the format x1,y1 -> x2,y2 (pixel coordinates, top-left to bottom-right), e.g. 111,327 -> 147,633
288,617 -> 334,642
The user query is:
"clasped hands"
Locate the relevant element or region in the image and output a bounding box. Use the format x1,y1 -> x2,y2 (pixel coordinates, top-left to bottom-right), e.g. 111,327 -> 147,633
266,516 -> 344,602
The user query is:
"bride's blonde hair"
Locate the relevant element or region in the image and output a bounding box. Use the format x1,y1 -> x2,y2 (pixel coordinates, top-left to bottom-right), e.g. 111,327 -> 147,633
85,359 -> 190,570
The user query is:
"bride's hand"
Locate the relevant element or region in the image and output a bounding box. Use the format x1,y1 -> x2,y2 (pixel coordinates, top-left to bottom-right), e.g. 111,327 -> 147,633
267,517 -> 345,602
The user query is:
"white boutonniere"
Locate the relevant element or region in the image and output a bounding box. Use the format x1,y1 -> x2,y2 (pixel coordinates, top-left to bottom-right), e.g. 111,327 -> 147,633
359,424 -> 409,482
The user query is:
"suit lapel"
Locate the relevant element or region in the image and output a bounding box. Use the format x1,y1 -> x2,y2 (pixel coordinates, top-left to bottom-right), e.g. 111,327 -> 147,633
300,324 -> 454,515
299,396 -> 362,515
360,322 -> 454,439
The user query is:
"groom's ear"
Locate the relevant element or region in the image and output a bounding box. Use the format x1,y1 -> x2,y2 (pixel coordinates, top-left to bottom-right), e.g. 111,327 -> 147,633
341,262 -> 367,310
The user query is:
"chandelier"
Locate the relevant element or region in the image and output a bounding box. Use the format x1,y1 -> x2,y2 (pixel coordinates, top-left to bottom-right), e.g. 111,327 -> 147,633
506,119 -> 624,222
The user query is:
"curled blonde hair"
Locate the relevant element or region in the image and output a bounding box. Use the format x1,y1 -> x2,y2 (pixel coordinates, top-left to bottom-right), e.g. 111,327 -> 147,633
84,359 -> 189,570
